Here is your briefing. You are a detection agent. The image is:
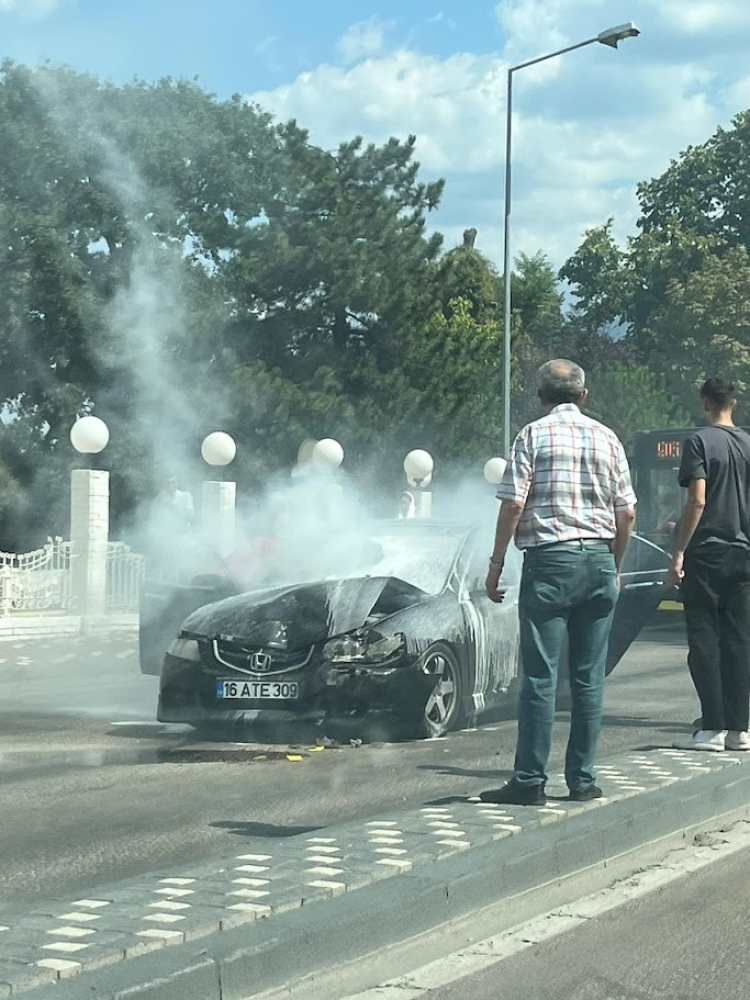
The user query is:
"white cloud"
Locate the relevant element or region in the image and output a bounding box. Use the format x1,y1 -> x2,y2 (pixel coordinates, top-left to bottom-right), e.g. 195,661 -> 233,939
657,0 -> 750,33
336,17 -> 392,65
0,0 -> 60,15
249,0 -> 750,271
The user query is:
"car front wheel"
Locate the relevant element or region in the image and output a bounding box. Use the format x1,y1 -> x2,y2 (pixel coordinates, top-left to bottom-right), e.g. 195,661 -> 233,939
413,642 -> 464,739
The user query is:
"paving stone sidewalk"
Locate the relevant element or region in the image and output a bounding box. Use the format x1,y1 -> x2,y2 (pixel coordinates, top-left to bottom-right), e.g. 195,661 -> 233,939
0,745 -> 745,995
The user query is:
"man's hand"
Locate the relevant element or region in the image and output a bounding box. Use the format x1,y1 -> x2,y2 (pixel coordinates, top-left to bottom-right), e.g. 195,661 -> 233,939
485,561 -> 507,603
668,551 -> 685,589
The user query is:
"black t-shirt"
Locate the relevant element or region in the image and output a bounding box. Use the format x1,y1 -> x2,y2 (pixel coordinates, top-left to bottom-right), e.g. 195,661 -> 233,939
679,425 -> 750,548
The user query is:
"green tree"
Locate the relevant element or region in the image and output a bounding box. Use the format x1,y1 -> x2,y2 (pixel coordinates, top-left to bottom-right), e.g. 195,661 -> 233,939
509,253 -> 567,431
585,363 -> 690,453
641,246 -> 750,418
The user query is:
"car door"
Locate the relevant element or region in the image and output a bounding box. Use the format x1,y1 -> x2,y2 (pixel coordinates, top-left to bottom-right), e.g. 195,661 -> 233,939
457,535 -> 522,713
606,532 -> 674,674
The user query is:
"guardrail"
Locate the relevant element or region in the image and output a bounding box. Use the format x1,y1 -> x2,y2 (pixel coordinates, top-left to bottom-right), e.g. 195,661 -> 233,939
0,537 -> 145,615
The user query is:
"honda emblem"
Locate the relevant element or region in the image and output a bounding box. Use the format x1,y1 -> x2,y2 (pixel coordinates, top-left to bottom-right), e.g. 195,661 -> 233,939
251,652 -> 273,672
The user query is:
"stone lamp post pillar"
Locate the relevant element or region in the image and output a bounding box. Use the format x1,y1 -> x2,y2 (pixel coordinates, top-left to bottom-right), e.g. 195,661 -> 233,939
404,449 -> 435,518
69,416 -> 110,621
201,432 -> 237,558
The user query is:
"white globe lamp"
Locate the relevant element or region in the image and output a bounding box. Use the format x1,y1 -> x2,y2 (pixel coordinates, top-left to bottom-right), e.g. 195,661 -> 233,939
201,431 -> 236,467
483,457 -> 507,486
70,416 -> 109,455
312,438 -> 344,469
298,439 -> 318,465
404,449 -> 434,487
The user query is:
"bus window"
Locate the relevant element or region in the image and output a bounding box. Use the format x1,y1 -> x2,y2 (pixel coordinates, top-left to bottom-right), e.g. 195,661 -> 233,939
645,467 -> 684,547
631,426 -> 750,549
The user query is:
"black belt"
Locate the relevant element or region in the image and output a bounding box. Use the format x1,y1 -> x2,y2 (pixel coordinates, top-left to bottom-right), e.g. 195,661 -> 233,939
531,539 -> 612,551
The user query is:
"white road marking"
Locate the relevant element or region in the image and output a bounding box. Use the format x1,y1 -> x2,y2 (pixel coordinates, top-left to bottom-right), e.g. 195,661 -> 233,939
36,958 -> 82,975
137,928 -> 183,943
42,941 -> 89,954
341,821 -> 750,1000
143,912 -> 185,924
46,926 -> 95,938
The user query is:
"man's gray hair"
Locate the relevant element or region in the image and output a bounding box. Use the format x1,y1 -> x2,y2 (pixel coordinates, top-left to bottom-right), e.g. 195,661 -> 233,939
537,359 -> 586,405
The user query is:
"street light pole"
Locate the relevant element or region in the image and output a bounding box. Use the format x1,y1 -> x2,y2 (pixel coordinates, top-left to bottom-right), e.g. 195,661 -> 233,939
501,22 -> 640,458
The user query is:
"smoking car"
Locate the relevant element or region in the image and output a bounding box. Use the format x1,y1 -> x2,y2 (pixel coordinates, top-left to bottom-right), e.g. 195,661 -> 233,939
140,520 -> 672,739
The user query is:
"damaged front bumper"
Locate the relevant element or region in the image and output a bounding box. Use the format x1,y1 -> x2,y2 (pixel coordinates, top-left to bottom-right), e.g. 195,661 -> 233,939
157,650 -> 439,725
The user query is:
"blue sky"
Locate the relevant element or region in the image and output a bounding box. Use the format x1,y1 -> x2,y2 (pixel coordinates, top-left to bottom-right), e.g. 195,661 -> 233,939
3,0 -> 750,272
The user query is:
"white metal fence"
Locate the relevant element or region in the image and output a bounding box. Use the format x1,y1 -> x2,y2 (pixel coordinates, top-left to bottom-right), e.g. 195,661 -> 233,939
0,538 -> 145,615
105,541 -> 146,612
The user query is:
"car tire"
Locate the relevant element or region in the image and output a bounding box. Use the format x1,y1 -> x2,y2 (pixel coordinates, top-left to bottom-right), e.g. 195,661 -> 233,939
413,642 -> 465,739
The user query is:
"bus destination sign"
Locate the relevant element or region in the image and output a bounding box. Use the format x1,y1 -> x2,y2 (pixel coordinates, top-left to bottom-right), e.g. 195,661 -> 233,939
656,440 -> 682,460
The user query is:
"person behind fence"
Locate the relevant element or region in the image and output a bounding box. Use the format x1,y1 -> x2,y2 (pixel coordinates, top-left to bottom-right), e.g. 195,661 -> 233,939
147,475 -> 195,581
398,492 -> 416,519
482,359 -> 636,806
669,378 -> 750,753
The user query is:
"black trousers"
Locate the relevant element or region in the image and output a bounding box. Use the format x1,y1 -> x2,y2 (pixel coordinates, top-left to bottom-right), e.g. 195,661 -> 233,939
682,544 -> 750,732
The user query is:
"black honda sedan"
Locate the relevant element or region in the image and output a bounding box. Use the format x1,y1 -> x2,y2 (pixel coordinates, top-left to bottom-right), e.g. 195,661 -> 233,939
141,520 -> 671,739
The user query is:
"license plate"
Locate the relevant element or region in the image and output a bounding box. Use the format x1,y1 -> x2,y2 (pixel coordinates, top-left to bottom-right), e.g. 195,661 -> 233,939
216,679 -> 300,701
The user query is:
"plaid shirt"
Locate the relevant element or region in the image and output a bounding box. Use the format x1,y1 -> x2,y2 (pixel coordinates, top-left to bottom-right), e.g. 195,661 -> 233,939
497,404 -> 637,550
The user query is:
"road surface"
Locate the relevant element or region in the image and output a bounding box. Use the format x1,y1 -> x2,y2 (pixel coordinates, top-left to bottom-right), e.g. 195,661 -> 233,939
409,834 -> 750,1000
0,621 -> 694,914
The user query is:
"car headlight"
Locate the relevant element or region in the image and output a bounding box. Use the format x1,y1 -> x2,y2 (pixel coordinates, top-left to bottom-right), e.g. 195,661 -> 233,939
323,632 -> 405,664
167,637 -> 201,662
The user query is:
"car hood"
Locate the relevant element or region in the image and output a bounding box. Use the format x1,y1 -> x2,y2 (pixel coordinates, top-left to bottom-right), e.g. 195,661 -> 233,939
181,576 -> 421,647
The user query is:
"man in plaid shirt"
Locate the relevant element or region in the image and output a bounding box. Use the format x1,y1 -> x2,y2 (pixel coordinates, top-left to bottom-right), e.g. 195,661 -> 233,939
482,360 -> 636,805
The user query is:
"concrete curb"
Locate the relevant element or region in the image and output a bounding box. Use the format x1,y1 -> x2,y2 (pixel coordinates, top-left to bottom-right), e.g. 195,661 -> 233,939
4,746 -> 750,1000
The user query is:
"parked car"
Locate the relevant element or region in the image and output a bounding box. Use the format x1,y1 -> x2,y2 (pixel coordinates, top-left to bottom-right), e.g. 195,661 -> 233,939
140,520 -> 672,739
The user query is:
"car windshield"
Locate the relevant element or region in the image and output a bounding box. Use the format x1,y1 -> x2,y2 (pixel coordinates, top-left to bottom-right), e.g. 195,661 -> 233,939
337,526 -> 464,596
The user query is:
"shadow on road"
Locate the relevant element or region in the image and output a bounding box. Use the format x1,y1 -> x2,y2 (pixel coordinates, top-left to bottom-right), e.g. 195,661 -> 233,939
210,820 -> 322,838
418,763 -> 512,780
601,714 -> 688,733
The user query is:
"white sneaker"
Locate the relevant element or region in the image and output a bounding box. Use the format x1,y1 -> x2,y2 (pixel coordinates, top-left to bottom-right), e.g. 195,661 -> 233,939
673,729 -> 727,752
726,731 -> 750,751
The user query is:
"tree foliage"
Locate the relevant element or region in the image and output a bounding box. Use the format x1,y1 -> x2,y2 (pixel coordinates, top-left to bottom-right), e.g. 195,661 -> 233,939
9,57 -> 743,550
0,60 -> 529,546
562,108 -> 750,427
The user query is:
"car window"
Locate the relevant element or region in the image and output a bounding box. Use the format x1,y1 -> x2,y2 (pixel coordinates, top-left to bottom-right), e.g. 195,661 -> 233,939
343,530 -> 464,596
621,533 -> 671,576
463,535 -> 522,591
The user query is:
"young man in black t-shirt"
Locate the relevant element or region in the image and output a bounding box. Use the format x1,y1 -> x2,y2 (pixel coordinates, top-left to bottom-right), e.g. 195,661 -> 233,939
669,378 -> 750,752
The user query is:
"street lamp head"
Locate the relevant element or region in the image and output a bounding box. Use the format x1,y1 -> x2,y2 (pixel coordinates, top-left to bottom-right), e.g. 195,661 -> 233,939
483,457 -> 507,486
597,22 -> 640,48
201,431 -> 237,467
70,415 -> 109,455
298,439 -> 318,465
312,438 -> 344,470
404,449 -> 434,487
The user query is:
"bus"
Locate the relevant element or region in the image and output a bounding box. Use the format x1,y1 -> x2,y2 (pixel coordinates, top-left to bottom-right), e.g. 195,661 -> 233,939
631,426 -> 750,549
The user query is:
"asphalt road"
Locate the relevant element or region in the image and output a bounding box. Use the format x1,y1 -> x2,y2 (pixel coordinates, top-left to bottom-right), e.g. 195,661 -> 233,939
418,837 -> 750,1000
0,619 -> 694,916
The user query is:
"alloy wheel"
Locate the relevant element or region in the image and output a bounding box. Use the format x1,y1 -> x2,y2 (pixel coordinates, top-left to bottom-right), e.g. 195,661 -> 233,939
422,647 -> 459,736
